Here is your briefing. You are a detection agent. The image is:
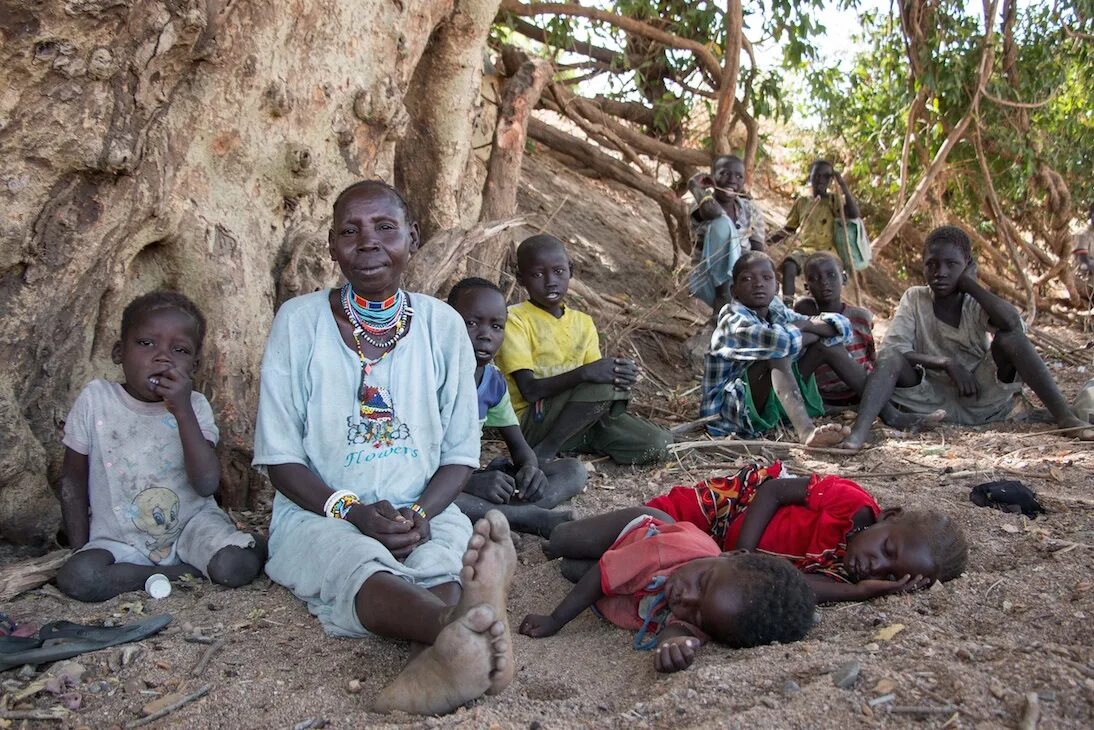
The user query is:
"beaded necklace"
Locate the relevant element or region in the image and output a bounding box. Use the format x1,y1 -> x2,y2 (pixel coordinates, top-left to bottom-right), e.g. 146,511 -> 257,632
349,289 -> 403,332
339,284 -> 413,377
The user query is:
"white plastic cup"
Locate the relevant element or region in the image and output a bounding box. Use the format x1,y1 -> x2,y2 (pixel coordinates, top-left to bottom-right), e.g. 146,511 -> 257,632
145,573 -> 171,599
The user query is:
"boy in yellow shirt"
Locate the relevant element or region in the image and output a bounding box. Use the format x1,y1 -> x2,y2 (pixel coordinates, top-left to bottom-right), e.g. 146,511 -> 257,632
495,235 -> 671,466
770,160 -> 861,303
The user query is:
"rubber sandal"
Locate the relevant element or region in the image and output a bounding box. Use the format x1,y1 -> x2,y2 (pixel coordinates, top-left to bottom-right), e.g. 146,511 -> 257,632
0,614 -> 172,672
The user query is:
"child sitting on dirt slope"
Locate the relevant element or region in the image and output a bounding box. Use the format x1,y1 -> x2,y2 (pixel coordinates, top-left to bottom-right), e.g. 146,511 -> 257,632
447,276 -> 587,537
686,153 -> 766,323
794,252 -> 877,406
519,509 -> 815,674
494,234 -> 671,465
56,291 -> 263,602
769,159 -> 861,304
547,460 -> 968,604
837,225 -> 1094,452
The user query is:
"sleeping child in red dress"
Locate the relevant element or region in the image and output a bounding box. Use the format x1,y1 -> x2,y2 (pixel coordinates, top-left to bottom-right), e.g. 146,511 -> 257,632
547,460 -> 968,604
519,511 -> 815,673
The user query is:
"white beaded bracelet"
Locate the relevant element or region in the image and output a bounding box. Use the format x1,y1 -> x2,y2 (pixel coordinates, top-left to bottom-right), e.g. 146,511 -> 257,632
323,489 -> 359,519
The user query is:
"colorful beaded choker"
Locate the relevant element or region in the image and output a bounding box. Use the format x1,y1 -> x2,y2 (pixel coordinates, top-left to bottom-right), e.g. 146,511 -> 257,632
348,288 -> 404,331
339,284 -> 413,378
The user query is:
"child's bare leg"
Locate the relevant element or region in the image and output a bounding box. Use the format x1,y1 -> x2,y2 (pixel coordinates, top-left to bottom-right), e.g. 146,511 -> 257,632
765,356 -> 847,446
781,259 -> 798,302
842,349 -> 923,451
560,558 -> 597,583
454,494 -> 571,538
545,506 -> 672,560
991,330 -> 1094,439
532,458 -> 588,508
206,537 -> 266,588
531,401 -> 610,462
56,549 -> 201,602
798,344 -> 944,432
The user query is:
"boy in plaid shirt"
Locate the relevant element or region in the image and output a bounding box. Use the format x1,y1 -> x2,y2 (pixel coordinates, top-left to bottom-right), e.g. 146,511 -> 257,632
700,252 -> 854,446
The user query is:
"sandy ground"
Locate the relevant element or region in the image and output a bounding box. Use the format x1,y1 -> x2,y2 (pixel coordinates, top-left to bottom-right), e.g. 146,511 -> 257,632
2,151 -> 1093,728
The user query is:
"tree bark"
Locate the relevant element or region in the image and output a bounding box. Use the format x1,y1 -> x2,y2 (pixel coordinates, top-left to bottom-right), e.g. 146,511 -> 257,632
499,0 -> 723,80
397,0 -> 502,240
475,48 -> 553,279
0,0 -> 501,542
711,0 -> 743,156
527,118 -> 691,255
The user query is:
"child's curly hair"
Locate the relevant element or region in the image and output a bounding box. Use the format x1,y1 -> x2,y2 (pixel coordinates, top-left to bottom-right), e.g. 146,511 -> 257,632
447,277 -> 503,307
710,553 -> 815,649
121,291 -> 207,348
924,225 -> 973,262
730,251 -> 776,283
888,509 -> 968,582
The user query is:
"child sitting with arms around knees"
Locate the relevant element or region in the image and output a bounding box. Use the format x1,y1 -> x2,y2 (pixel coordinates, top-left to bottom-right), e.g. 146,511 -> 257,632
794,252 -> 876,408
839,225 -> 1094,451
548,460 -> 967,603
519,508 -> 815,673
56,292 -> 264,602
494,234 -> 671,465
447,277 -> 587,537
701,251 -> 855,447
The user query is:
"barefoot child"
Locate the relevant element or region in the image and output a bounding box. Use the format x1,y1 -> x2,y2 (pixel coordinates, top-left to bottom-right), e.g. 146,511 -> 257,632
551,460 -> 968,604
520,510 -> 815,673
686,154 -> 767,322
254,181 -> 515,715
494,234 -> 671,465
447,277 -> 587,536
841,225 -> 1094,451
700,251 -> 854,446
795,252 -> 876,406
56,292 -> 263,602
769,160 -> 861,303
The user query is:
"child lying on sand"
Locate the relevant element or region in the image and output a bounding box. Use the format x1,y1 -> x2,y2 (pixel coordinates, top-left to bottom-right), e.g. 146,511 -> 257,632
519,510 -> 815,673
549,460 -> 968,604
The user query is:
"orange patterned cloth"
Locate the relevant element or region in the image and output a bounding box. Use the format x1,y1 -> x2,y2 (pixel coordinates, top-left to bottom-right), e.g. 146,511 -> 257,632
645,461 -> 880,582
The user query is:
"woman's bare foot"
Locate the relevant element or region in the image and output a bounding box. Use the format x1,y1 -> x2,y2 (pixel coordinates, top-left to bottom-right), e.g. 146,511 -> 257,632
803,423 -> 851,448
455,511 -> 516,695
373,604 -> 508,715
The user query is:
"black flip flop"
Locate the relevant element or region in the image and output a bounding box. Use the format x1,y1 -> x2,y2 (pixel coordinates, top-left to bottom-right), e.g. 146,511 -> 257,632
0,614 -> 172,672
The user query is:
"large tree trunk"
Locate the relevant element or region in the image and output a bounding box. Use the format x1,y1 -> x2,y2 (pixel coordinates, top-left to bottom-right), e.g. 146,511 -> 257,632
396,0 -> 501,242
475,47 -> 552,280
0,0 -> 497,544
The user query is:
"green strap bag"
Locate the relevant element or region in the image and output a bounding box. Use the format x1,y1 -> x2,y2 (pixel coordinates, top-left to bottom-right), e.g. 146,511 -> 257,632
834,218 -> 871,271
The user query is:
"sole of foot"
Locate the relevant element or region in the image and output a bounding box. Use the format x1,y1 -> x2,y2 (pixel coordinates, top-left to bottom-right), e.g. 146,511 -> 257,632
804,423 -> 851,448
373,604 -> 508,716
457,510 -> 517,695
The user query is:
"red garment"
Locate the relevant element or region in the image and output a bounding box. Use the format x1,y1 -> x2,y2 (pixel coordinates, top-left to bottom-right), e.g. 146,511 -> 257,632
646,461 -> 880,582
808,302 -> 876,402
595,516 -> 719,640
645,461 -> 782,548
